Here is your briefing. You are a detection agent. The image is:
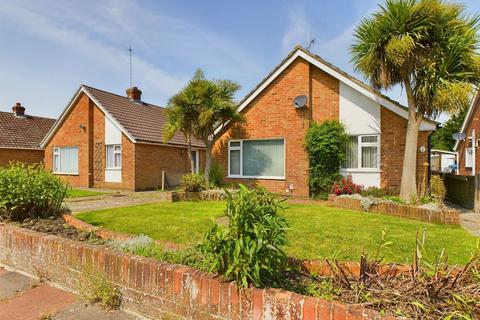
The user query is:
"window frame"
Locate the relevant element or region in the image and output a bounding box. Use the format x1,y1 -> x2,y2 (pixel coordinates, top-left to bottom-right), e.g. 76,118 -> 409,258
191,149 -> 200,173
227,138 -> 286,180
465,147 -> 473,168
105,144 -> 122,170
52,146 -> 79,175
342,134 -> 381,172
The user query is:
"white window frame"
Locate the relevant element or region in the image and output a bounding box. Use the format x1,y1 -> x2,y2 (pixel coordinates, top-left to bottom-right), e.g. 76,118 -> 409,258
227,138 -> 286,180
52,146 -> 79,175
342,134 -> 381,172
191,150 -> 200,173
106,144 -> 122,169
465,147 -> 473,168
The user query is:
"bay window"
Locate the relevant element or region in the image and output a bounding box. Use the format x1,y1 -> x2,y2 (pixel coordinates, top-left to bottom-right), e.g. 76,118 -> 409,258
228,139 -> 285,179
53,147 -> 78,174
106,145 -> 122,169
342,135 -> 379,169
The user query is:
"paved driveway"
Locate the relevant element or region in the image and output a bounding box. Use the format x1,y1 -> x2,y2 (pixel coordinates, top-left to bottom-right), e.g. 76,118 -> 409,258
0,267 -> 139,320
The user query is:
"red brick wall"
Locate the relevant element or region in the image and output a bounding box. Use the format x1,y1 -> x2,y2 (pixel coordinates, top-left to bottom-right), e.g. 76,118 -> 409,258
135,144 -> 205,190
45,93 -> 92,187
0,224 -> 385,319
214,58 -> 312,197
458,98 -> 480,176
0,148 -> 45,167
380,108 -> 431,194
45,93 -> 137,190
311,67 -> 339,122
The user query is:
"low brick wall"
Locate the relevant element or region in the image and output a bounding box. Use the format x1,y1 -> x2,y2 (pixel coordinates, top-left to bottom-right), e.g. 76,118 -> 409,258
0,223 -> 387,319
331,195 -> 459,225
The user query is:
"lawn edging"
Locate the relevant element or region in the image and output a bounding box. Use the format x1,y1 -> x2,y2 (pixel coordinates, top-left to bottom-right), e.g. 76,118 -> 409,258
172,190 -> 230,202
328,194 -> 460,225
0,223 -> 388,320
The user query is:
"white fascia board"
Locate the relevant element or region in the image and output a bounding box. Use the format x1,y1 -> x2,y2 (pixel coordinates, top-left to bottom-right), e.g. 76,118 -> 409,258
454,91 -> 479,151
41,86 -> 136,148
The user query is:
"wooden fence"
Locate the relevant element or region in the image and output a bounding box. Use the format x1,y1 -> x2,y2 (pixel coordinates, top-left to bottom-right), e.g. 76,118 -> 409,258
442,173 -> 477,210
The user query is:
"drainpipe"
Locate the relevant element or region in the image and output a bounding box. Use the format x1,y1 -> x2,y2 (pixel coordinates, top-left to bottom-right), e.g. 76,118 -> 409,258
472,129 -> 476,176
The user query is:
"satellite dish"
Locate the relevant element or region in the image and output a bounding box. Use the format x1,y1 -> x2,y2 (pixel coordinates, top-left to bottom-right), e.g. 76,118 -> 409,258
293,95 -> 308,108
452,132 -> 466,141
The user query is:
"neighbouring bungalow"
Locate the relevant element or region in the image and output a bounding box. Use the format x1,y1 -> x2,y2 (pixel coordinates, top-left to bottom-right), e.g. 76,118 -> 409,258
454,90 -> 480,175
41,85 -> 205,190
213,46 -> 438,197
0,103 -> 55,167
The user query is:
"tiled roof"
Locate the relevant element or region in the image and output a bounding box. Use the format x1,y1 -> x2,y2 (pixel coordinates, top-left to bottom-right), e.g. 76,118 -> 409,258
0,111 -> 55,149
82,85 -> 205,148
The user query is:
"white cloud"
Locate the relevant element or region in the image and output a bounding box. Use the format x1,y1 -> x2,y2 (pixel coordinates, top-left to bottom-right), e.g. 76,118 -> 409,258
282,7 -> 309,53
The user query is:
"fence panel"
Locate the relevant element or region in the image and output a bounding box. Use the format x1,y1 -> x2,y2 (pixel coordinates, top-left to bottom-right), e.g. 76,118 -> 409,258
442,173 -> 475,209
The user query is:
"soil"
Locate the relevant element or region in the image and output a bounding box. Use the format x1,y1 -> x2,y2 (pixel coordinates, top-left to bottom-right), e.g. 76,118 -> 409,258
14,217 -> 106,244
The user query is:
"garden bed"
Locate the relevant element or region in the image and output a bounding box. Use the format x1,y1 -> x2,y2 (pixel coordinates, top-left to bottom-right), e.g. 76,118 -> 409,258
329,194 -> 460,225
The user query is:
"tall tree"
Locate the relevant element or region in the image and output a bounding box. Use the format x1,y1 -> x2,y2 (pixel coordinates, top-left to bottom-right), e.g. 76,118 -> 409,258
351,0 -> 480,202
431,108 -> 467,151
192,71 -> 244,180
163,72 -> 202,173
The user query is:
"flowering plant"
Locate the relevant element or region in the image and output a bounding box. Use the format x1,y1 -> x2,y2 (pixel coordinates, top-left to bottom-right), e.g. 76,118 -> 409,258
331,175 -> 363,195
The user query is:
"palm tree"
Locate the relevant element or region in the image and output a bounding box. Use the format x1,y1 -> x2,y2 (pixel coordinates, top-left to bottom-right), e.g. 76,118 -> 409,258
192,71 -> 245,180
163,74 -> 202,173
351,0 -> 480,202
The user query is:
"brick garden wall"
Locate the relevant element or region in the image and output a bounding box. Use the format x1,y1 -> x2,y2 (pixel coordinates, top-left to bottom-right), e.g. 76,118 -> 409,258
331,195 -> 459,225
0,148 -> 45,167
0,224 -> 387,319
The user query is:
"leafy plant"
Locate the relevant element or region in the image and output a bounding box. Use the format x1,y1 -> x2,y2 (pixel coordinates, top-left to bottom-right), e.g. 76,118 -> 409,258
181,173 -> 206,192
208,161 -> 225,188
383,195 -> 406,204
199,185 -> 288,288
361,187 -> 387,198
78,269 -> 121,309
331,175 -> 363,195
305,120 -> 348,197
0,162 -> 68,221
430,174 -> 446,205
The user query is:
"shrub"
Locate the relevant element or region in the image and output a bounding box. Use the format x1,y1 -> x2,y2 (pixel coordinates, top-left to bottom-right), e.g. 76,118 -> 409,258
208,161 -> 225,188
305,120 -> 348,196
330,175 -> 363,195
0,162 -> 68,221
199,185 -> 288,288
361,186 -> 386,198
181,173 -> 206,192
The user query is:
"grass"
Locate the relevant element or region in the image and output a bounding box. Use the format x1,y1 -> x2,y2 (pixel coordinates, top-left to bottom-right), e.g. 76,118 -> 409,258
76,201 -> 479,265
67,188 -> 108,198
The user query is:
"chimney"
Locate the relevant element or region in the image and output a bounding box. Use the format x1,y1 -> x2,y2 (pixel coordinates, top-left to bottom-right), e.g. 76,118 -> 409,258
12,102 -> 26,117
126,87 -> 142,101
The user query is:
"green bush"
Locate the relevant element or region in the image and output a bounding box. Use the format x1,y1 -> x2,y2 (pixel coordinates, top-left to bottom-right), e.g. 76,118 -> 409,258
0,162 -> 68,221
361,187 -> 387,198
208,161 -> 225,188
181,173 -> 206,192
305,120 -> 348,196
199,185 -> 288,288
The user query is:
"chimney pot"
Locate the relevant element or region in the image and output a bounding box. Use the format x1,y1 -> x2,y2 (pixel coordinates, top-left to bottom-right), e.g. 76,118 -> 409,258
126,87 -> 142,101
12,102 -> 26,117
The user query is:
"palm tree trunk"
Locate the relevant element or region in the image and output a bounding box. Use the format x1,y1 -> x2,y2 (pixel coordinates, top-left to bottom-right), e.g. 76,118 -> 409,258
204,140 -> 213,186
186,135 -> 195,173
399,78 -> 423,202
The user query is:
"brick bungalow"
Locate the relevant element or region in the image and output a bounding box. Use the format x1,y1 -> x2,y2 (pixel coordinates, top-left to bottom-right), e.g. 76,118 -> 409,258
0,103 -> 55,167
41,85 -> 205,190
454,90 -> 480,175
213,46 -> 437,197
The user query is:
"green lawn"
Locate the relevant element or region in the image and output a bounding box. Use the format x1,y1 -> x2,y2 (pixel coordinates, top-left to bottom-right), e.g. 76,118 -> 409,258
76,201 -> 478,264
67,188 -> 109,198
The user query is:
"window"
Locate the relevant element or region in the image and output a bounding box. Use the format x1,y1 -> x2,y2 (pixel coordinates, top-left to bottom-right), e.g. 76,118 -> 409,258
342,135 -> 379,169
191,150 -> 199,173
106,145 -> 122,169
53,147 -> 78,174
228,139 -> 285,179
465,148 -> 473,168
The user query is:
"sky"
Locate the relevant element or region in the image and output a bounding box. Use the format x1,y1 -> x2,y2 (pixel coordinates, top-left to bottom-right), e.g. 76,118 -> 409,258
0,0 -> 479,121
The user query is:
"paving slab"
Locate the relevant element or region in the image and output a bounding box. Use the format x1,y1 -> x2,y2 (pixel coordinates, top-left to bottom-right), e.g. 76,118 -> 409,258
53,302 -> 139,320
0,284 -> 76,320
0,271 -> 37,300
460,212 -> 480,237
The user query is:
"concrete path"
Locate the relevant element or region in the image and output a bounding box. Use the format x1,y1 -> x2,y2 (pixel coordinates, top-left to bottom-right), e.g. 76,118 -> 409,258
66,191 -> 171,213
460,212 -> 480,237
0,267 -> 140,320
